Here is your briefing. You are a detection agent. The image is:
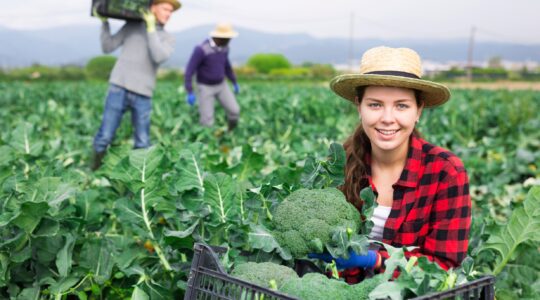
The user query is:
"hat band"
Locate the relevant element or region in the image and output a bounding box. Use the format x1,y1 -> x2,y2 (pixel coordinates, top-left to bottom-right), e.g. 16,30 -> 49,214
365,70 -> 420,79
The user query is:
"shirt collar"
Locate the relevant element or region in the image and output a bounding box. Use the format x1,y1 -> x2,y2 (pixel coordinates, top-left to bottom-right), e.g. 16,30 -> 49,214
208,38 -> 227,51
394,134 -> 423,188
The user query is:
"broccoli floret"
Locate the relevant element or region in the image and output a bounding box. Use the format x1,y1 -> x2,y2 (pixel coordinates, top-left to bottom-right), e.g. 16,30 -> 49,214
280,273 -> 386,300
350,274 -> 386,300
279,273 -> 352,300
273,188 -> 361,258
231,262 -> 299,289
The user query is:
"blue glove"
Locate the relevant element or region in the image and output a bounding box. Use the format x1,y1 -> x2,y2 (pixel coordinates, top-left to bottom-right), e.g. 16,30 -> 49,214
186,93 -> 196,106
308,250 -> 379,269
233,83 -> 240,94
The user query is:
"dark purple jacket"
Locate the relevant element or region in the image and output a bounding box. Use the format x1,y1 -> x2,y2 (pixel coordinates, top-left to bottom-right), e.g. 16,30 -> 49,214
184,39 -> 237,93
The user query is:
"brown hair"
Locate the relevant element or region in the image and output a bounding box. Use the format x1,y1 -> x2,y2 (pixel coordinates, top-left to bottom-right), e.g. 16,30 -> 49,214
340,86 -> 423,208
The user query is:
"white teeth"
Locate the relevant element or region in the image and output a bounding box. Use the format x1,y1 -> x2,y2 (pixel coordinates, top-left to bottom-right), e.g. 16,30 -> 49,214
378,129 -> 398,135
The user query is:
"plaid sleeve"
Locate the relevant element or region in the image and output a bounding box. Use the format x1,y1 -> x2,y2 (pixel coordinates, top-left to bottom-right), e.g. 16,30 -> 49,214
405,162 -> 471,270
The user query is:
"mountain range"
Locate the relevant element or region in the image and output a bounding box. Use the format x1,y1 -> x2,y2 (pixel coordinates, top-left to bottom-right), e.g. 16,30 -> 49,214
1,24 -> 539,68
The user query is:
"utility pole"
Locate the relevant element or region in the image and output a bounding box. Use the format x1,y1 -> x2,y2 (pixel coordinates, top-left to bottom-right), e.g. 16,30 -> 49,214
466,26 -> 476,82
348,12 -> 354,71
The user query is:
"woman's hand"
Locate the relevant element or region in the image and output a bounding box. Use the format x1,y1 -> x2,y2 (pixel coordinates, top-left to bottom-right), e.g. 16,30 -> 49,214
308,250 -> 381,269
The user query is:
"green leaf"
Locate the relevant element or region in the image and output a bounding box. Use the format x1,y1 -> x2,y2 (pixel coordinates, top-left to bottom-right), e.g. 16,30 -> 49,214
108,157 -> 141,188
35,236 -> 63,264
12,202 -> 49,233
175,149 -> 205,192
129,146 -> 164,182
360,187 -> 377,235
480,186 -> 540,275
368,281 -> 404,300
203,173 -> 239,224
0,145 -> 14,166
56,234 -> 76,277
229,145 -> 265,182
300,143 -> 346,189
113,198 -> 147,238
0,253 -> 9,286
75,190 -> 105,225
79,238 -> 115,285
33,217 -> 60,237
49,276 -> 80,294
163,220 -> 199,239
11,243 -> 32,263
9,122 -> 44,156
324,143 -> 346,186
16,287 -> 40,300
132,286 -> 149,300
248,224 -> 292,260
32,177 -> 76,211
137,279 -> 171,300
326,227 -> 369,259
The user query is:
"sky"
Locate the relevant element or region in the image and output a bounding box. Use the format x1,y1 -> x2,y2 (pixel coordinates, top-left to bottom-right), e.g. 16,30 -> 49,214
1,0 -> 539,44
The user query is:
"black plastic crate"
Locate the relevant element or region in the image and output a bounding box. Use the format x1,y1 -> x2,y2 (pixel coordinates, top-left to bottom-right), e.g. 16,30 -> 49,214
410,276 -> 495,300
184,243 -> 495,300
184,243 -> 298,300
91,0 -> 153,21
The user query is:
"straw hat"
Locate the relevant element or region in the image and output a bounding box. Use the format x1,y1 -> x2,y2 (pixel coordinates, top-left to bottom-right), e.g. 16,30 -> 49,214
153,0 -> 181,11
210,23 -> 239,39
330,46 -> 450,107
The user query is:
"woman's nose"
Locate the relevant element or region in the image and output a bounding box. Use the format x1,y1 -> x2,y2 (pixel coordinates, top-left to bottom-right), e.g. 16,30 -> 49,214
381,107 -> 394,122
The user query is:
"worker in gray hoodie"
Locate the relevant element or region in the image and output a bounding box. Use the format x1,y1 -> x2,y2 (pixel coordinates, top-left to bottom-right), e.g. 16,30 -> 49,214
91,0 -> 181,170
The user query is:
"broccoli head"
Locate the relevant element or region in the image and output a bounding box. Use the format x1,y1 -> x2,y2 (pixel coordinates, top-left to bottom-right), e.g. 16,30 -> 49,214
273,188 -> 361,258
279,272 -> 352,300
231,262 -> 299,289
350,274 -> 386,300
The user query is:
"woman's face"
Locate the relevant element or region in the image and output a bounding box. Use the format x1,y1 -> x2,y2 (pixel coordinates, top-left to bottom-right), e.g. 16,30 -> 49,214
358,86 -> 423,154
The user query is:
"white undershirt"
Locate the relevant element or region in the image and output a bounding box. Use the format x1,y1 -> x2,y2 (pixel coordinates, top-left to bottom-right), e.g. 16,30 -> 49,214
368,205 -> 392,241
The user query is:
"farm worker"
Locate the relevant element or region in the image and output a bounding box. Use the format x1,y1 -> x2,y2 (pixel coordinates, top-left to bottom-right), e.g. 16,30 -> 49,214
184,23 -> 241,131
309,46 -> 471,283
91,0 -> 181,170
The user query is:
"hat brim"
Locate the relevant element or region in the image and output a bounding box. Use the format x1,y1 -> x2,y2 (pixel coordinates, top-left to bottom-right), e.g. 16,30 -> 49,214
210,31 -> 238,39
153,0 -> 181,11
330,74 -> 450,108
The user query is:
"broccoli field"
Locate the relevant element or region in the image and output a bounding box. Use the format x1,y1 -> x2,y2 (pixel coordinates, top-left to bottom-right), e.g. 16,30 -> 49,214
0,81 -> 539,299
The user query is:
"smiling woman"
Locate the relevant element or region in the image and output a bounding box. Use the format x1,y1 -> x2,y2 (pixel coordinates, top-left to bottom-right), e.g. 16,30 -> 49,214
308,46 -> 472,284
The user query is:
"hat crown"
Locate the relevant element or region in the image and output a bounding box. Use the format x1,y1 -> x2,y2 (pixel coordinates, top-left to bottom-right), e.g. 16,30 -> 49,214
210,22 -> 238,38
359,46 -> 423,78
214,23 -> 234,34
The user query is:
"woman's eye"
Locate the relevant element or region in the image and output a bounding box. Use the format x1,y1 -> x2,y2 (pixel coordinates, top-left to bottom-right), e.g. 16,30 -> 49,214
397,103 -> 409,109
368,103 -> 381,108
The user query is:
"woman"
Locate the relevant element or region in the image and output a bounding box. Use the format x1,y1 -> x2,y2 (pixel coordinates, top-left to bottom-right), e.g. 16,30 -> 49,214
313,46 -> 471,282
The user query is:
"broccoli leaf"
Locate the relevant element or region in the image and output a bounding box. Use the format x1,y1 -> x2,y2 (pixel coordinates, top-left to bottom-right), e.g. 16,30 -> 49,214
478,186 -> 540,275
248,224 -> 292,260
326,227 -> 369,259
359,187 -> 377,235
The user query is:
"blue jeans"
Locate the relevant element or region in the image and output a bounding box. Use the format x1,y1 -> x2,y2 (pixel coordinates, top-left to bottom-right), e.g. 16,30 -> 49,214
93,84 -> 152,153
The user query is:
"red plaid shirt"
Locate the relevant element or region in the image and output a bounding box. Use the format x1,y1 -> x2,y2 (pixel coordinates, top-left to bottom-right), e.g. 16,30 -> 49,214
368,135 -> 471,271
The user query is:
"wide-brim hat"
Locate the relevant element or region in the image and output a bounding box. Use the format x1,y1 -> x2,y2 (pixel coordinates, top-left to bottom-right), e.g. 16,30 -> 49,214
330,46 -> 450,107
152,0 -> 181,11
210,23 -> 239,39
